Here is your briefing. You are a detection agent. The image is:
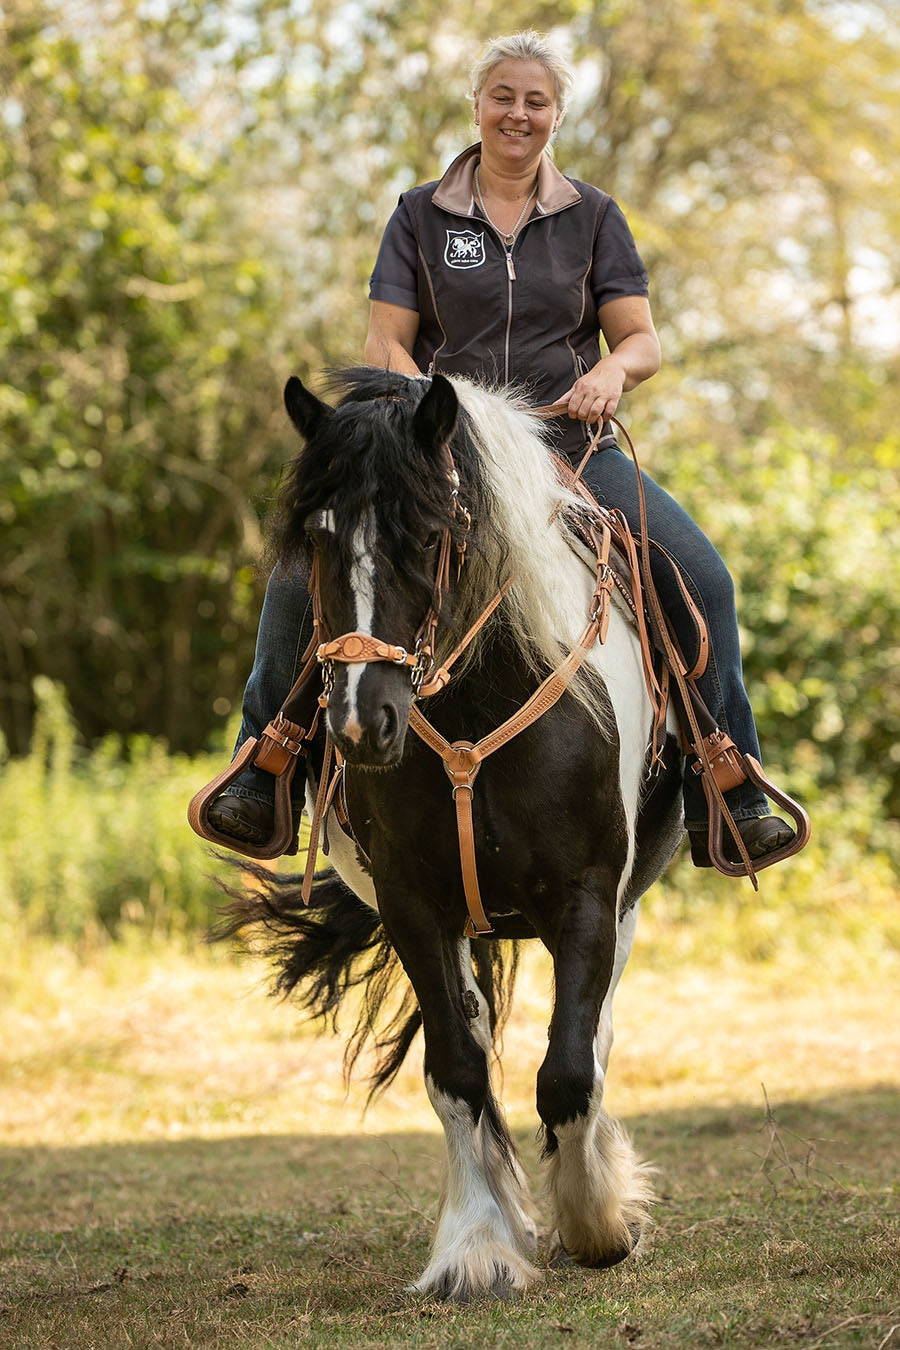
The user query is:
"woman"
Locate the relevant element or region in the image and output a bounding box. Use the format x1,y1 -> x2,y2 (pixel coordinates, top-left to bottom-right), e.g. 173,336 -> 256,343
211,30 -> 792,865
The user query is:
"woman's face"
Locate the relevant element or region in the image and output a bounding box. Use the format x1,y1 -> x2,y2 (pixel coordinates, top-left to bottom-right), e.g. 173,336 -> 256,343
474,59 -> 559,170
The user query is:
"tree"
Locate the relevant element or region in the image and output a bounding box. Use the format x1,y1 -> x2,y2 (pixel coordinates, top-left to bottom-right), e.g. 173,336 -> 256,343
0,0 -> 293,751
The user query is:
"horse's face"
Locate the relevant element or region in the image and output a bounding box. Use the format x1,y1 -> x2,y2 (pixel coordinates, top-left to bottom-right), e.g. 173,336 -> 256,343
283,374 -> 460,767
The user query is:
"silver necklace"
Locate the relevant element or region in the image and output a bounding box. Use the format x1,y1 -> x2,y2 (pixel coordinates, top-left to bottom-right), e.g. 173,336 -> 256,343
474,166 -> 537,246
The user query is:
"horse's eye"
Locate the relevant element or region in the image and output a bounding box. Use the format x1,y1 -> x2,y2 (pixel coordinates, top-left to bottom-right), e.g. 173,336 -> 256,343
424,530 -> 442,551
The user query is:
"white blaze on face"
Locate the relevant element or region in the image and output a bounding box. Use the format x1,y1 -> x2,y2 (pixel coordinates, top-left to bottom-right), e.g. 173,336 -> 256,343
343,509 -> 377,740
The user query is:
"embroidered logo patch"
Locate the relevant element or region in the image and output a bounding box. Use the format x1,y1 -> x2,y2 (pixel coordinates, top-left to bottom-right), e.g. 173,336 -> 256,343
444,229 -> 486,269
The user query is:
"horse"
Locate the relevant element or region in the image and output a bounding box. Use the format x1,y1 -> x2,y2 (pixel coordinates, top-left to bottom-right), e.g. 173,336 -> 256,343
220,366 -> 686,1302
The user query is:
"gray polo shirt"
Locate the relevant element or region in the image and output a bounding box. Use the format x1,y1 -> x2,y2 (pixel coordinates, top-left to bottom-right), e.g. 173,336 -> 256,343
369,144 -> 649,455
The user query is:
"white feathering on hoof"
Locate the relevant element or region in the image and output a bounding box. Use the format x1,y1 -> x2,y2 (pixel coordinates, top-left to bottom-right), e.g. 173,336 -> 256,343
414,1080 -> 540,1301
547,1093 -> 655,1268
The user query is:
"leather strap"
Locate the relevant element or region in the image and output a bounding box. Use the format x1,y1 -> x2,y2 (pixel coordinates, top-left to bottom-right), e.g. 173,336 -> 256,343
318,633 -> 419,668
409,518 -> 614,935
301,730 -> 334,903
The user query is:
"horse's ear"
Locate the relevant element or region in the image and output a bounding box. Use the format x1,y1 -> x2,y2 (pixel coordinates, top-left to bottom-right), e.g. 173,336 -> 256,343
284,376 -> 331,439
413,373 -> 458,455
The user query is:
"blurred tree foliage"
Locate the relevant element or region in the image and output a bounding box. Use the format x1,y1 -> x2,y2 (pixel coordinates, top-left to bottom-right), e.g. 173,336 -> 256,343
1,0 -> 898,816
0,0 -> 296,751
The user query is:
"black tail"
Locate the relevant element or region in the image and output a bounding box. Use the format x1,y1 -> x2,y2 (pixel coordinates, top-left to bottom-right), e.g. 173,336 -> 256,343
211,860 -> 420,1096
211,859 -> 522,1098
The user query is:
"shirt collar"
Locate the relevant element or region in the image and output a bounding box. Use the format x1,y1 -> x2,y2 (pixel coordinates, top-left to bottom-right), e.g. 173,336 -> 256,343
431,142 -> 582,217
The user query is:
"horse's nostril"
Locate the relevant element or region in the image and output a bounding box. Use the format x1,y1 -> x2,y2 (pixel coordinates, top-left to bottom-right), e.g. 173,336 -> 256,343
375,703 -> 398,750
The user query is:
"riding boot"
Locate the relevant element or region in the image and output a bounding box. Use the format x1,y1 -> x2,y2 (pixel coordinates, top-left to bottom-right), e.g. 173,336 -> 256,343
209,556 -> 316,852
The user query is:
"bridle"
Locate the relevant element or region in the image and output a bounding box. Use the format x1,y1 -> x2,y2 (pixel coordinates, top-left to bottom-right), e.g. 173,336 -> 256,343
313,454 -> 473,703
304,412 -> 622,933
188,389 -> 809,922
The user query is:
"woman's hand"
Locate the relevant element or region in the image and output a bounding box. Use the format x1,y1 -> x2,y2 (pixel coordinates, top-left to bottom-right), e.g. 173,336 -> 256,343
556,356 -> 627,423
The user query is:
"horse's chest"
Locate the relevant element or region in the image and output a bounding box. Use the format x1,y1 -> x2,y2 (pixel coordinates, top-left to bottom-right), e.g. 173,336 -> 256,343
342,713 -> 626,903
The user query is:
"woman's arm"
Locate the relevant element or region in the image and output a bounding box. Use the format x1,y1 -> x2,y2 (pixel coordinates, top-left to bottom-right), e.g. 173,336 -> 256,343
558,295 -> 661,423
364,301 -> 422,375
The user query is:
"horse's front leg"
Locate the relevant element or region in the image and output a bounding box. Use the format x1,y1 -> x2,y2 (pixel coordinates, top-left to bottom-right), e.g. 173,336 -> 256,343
377,895 -> 539,1302
537,882 -> 652,1268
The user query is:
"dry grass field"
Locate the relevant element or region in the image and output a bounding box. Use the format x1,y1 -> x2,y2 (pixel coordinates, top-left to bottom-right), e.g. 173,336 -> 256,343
2,885 -> 898,1348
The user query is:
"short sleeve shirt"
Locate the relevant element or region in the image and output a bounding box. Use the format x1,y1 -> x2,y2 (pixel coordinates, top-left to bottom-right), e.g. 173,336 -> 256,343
370,196 -> 649,313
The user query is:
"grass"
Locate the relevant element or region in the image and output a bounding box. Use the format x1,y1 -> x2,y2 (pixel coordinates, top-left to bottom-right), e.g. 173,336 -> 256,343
2,680 -> 898,1342
2,927 -> 898,1348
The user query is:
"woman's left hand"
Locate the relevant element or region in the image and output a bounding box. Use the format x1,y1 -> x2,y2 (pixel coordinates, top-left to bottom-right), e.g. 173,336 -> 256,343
557,357 -> 627,423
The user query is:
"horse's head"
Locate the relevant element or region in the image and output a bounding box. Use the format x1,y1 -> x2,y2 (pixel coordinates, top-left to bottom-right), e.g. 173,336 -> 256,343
279,370 -> 467,766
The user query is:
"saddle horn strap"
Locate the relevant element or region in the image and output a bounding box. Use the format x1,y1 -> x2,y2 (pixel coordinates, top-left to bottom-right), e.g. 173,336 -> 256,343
187,735 -> 298,860
700,754 -> 811,877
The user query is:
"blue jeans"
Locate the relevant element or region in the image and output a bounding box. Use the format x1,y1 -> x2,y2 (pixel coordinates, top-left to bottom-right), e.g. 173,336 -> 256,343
230,448 -> 770,828
227,559 -> 315,811
579,444 -> 768,826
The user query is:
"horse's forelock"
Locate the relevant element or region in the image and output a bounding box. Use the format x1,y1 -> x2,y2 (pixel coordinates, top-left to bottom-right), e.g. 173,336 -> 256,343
273,370 -> 495,612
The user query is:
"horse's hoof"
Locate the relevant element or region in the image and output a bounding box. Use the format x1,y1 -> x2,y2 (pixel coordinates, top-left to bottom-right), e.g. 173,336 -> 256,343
577,1241 -> 635,1270
425,1267 -> 522,1304
548,1235 -> 575,1269
550,1225 -> 641,1270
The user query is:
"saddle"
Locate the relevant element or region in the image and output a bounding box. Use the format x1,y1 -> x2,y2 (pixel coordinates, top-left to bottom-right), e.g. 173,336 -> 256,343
188,415 -> 810,934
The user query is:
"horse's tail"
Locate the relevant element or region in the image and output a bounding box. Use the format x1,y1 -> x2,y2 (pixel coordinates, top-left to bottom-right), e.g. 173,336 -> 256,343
211,861 -> 520,1098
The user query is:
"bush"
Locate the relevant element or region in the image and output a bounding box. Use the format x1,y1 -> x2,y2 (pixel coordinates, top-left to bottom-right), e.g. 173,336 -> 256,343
0,678 -> 229,940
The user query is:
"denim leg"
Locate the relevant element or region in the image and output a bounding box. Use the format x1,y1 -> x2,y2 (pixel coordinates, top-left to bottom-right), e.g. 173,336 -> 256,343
578,445 -> 770,827
227,556 -> 314,808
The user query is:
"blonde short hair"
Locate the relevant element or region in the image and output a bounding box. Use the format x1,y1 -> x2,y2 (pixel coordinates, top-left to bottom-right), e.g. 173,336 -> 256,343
470,31 -> 575,115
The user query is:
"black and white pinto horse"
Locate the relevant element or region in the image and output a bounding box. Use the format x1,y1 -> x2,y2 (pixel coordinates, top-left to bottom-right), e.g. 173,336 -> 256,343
227,367 -> 685,1301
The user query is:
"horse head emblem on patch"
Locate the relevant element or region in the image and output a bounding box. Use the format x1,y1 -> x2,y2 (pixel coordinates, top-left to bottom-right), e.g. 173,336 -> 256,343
444,229 -> 486,269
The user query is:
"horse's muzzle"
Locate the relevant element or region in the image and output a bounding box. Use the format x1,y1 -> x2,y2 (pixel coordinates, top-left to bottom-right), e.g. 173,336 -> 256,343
325,666 -> 413,766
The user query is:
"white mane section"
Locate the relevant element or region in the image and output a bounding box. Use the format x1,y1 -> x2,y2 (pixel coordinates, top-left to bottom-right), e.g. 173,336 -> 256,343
450,379 -> 611,730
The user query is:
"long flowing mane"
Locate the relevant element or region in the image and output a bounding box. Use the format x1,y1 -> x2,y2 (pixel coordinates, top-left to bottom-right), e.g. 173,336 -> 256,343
274,368 -> 611,727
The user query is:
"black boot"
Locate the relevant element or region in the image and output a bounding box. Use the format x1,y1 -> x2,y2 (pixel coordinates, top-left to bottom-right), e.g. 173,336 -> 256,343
207,795 -> 275,846
689,815 -> 794,868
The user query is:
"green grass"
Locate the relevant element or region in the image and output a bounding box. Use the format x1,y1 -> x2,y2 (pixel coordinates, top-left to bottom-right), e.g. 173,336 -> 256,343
3,678 -> 899,972
2,683 -> 899,1344
1,936 -> 898,1348
2,1094 -> 897,1347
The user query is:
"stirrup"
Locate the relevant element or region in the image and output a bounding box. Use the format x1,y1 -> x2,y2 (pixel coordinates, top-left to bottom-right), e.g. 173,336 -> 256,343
703,754 -> 811,878
187,731 -> 300,860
